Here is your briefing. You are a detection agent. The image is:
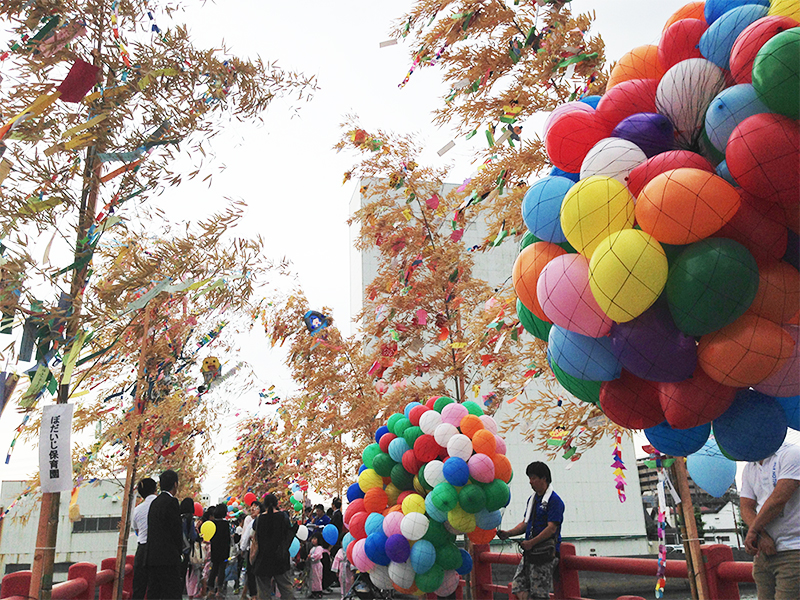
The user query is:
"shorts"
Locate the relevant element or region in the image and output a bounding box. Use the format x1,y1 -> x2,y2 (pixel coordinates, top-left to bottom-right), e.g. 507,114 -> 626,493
511,555 -> 558,599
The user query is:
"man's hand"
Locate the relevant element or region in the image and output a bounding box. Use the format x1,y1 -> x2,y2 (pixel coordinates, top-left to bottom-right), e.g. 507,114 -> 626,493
497,530 -> 508,540
758,531 -> 777,556
520,538 -> 536,551
745,528 -> 759,554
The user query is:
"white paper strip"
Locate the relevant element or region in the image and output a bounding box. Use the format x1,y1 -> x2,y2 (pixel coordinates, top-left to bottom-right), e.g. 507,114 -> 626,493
39,403 -> 73,493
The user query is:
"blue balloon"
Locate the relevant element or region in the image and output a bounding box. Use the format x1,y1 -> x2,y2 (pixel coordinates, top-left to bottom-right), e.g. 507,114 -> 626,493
323,523 -> 339,545
521,177 -> 573,243
715,160 -> 737,186
358,464 -> 367,474
365,513 -> 384,536
687,436 -> 737,497
704,0 -> 769,24
713,389 -> 788,461
375,425 -> 390,443
442,456 -> 470,487
777,396 -> 799,431
424,492 -> 448,523
645,421 -> 711,457
289,538 -> 300,557
706,84 -> 771,152
409,539 -> 437,574
347,482 -> 365,502
475,509 -> 503,530
404,401 -> 422,418
364,531 -> 390,566
579,95 -> 602,109
549,166 -> 580,183
388,437 -> 410,463
547,325 -> 622,381
342,532 -> 354,554
456,549 -> 473,575
699,4 -> 769,70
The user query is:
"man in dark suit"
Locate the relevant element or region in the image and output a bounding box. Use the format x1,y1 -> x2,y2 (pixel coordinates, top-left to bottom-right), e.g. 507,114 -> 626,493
145,469 -> 183,599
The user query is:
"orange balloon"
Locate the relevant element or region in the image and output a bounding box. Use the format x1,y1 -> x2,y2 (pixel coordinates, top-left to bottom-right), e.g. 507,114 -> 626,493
363,487 -> 389,513
698,315 -> 796,387
607,45 -> 666,89
472,429 -> 497,456
636,169 -> 741,245
664,1 -> 706,31
492,454 -> 513,483
749,261 -> 800,323
393,583 -> 418,594
460,414 -> 484,439
468,527 -> 497,544
512,242 -> 567,321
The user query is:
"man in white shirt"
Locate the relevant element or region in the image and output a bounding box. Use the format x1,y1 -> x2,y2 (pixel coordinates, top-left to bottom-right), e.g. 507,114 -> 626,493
131,477 -> 157,600
741,442 -> 800,600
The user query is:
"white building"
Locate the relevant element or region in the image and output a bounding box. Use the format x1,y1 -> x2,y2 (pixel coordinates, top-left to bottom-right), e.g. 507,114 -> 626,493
0,480 -> 137,580
349,180 -> 649,556
701,501 -> 743,548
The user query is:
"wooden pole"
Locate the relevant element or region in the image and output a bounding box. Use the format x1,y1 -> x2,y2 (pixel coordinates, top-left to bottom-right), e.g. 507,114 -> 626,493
671,459 -> 709,600
112,304 -> 154,600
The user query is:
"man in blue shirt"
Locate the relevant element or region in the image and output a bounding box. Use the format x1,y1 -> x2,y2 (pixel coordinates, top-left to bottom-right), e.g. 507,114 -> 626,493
498,461 -> 565,600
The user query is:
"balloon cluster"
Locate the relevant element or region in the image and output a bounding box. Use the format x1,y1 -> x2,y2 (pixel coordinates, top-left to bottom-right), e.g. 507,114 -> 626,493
513,0 -> 799,462
341,397 -> 511,595
288,479 -> 309,512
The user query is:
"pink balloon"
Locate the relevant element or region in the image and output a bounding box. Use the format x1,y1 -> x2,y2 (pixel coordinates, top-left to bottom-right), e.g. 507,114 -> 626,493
351,538 -> 375,573
494,435 -> 507,455
754,325 -> 800,397
479,415 -> 498,434
435,570 -> 461,596
382,511 -> 404,538
468,453 -> 496,483
441,402 -> 469,427
537,254 -> 613,337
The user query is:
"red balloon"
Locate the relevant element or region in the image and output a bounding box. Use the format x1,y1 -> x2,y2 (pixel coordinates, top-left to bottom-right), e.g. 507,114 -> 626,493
600,370 -> 665,429
658,367 -> 738,429
727,114 -> 800,206
243,492 -> 257,506
715,191 -> 788,263
658,19 -> 707,71
413,433 -> 441,463
346,538 -> 356,564
730,16 -> 800,84
378,432 -> 396,453
397,491 -> 415,506
408,404 -> 429,426
595,78 -> 659,133
425,396 -> 439,409
545,108 -> 609,172
627,150 -> 714,198
194,502 -> 203,518
344,498 -> 365,525
402,449 -> 422,475
348,511 -> 368,539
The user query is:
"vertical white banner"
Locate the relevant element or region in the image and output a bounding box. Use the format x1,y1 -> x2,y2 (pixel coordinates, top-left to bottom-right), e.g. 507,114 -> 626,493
39,404 -> 73,493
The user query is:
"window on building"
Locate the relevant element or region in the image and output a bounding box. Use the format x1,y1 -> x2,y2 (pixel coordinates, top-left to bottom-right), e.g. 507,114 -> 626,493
716,535 -> 731,542
72,516 -> 121,533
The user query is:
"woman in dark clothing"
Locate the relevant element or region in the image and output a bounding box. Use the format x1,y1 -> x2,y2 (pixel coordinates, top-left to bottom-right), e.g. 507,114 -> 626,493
179,498 -> 197,589
254,493 -> 296,600
207,503 -> 231,599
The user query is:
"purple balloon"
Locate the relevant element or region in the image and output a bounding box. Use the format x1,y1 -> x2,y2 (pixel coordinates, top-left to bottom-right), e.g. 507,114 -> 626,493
385,533 -> 411,563
609,302 -> 697,382
612,113 -> 675,157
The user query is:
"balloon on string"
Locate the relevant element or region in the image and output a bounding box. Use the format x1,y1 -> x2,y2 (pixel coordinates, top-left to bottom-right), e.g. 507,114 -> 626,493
730,15 -> 800,84
659,18 -> 707,70
481,479 -> 511,512
751,27 -> 800,119
424,492 -> 448,523
445,435 -> 471,462
462,400 -> 484,417
418,409 -> 442,435
410,539 -> 437,574
351,539 -> 374,572
548,325 -> 622,381
627,150 -> 714,198
551,361 -> 602,405
657,59 -> 727,149
372,452 -> 396,477
699,4 -> 769,70
416,563 -> 445,594
457,549 -> 474,575
389,560 -> 416,590
447,505 -> 476,533
369,565 -> 392,590
430,482 -> 459,513
580,138 -> 647,184
606,45 -> 665,89
442,456 -> 470,486
687,436 -> 738,497
600,370 -> 665,429
460,414 -> 484,438
408,405 -> 429,426
666,238 -> 759,336
478,415 -> 498,435
289,538 -> 300,557
543,100 -> 595,138
200,520 -> 216,541
441,403 -> 468,427
517,299 -> 552,341
365,531 -> 390,566
475,509 -> 503,530
436,569 -> 461,597
645,421 -> 711,456
713,388 -> 788,461
705,84 -> 771,152
545,107 -> 609,172
513,241 -> 568,320
323,523 -> 339,545
521,177 -> 573,243
611,113 -> 675,158
726,113 -> 799,206
193,502 -> 203,518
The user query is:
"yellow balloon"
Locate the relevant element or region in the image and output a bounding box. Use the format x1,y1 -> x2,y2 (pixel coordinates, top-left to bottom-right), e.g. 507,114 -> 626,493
358,468 -> 384,492
560,176 -> 635,258
401,493 -> 427,515
588,229 -> 668,322
447,505 -> 476,533
412,476 -> 426,496
200,520 -> 216,541
385,482 -> 401,505
769,0 -> 800,22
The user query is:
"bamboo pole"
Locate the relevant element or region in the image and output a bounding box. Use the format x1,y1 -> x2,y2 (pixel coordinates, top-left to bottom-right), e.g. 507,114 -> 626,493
112,304 -> 154,600
671,459 -> 709,600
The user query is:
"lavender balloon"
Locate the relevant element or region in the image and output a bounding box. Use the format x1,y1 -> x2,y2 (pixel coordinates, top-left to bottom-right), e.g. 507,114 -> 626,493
612,113 -> 674,157
609,301 -> 697,382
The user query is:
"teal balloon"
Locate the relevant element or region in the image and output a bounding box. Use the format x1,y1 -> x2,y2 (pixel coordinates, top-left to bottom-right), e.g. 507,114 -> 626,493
551,361 -> 601,404
517,299 -> 552,341
687,437 -> 737,497
666,238 -> 759,336
289,538 -> 300,557
705,84 -> 770,152
699,4 -> 769,70
409,539 -> 437,574
362,443 -> 381,469
752,28 -> 800,119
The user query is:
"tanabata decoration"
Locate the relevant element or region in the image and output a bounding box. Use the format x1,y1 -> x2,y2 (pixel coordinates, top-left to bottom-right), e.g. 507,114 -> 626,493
201,356 -> 221,385
346,398 -> 510,593
303,310 -> 331,335
512,0 -> 798,464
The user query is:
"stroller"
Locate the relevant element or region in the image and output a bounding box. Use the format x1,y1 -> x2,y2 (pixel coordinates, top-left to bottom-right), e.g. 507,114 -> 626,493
343,571 -> 393,600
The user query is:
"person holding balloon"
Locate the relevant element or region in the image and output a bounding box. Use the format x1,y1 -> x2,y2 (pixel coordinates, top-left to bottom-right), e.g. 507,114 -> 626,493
497,462 -> 564,600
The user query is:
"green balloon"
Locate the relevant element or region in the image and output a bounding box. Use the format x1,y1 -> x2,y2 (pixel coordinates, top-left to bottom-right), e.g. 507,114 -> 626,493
435,543 -> 463,570
433,396 -> 455,412
551,362 -> 601,405
462,400 -> 484,416
520,230 -> 576,253
390,464 -> 415,491
430,482 -> 458,512
387,413 -> 404,434
666,238 -> 759,336
481,479 -> 511,512
423,519 -> 454,547
753,28 -> 800,119
418,464 -> 432,491
393,416 -> 412,438
362,443 -> 382,469
372,452 -> 396,477
416,564 -> 444,593
517,299 -> 552,341
403,425 -> 423,447
458,484 -> 487,514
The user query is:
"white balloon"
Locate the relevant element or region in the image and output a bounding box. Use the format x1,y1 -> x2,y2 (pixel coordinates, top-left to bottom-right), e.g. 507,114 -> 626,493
424,460 -> 445,487
389,560 -> 416,589
479,415 -> 498,434
400,512 -> 430,541
419,410 -> 443,435
656,58 -> 726,149
434,422 -> 458,447
293,491 -> 303,501
296,524 -> 309,541
580,138 -> 647,185
369,564 -> 393,590
447,433 -> 474,461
